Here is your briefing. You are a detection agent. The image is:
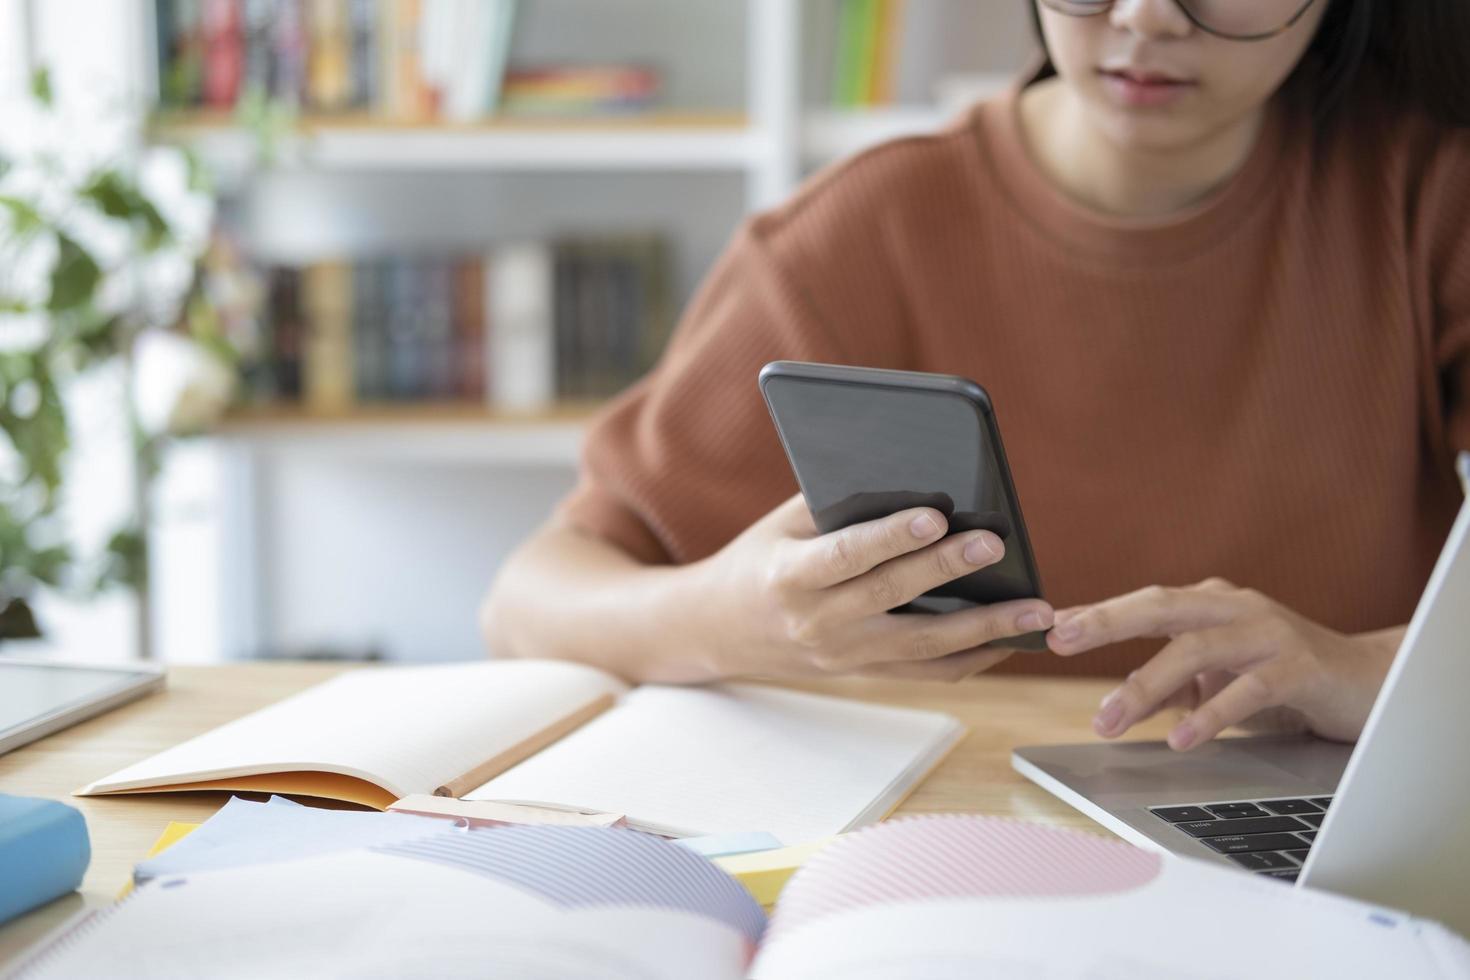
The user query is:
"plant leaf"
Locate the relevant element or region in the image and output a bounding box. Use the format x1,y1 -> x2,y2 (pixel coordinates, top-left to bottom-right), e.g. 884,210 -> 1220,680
80,170 -> 137,219
0,356 -> 68,498
98,526 -> 148,592
30,67 -> 53,107
136,198 -> 171,251
46,234 -> 102,312
0,597 -> 43,639
182,147 -> 212,194
0,195 -> 45,236
81,171 -> 173,252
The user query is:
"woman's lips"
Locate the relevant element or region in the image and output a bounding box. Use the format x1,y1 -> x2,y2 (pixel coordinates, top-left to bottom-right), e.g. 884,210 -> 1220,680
1098,67 -> 1196,107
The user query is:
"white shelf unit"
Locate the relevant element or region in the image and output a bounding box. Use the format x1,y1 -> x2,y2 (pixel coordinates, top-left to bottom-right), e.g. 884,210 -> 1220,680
214,414 -> 587,467
140,0 -> 1033,663
167,117 -> 761,173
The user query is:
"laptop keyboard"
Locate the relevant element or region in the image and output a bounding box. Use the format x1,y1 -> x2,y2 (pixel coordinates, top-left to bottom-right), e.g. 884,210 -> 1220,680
1149,796 -> 1332,882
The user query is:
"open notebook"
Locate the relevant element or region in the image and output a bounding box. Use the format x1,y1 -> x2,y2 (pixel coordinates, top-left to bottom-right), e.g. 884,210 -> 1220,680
76,660 -> 963,844
12,817 -> 1468,979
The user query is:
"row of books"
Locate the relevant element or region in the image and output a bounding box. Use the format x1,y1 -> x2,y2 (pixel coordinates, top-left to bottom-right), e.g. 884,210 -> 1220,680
244,235 -> 672,412
155,0 -> 664,120
823,0 -> 1006,110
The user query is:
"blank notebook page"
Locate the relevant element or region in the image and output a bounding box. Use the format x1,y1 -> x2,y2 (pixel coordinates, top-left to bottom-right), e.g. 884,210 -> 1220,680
81,660 -> 628,799
464,684 -> 963,844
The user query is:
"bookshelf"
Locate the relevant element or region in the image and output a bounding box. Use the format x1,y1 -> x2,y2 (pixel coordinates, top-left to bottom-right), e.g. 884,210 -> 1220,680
152,111 -> 763,176
216,405 -> 588,466
130,0 -> 1032,663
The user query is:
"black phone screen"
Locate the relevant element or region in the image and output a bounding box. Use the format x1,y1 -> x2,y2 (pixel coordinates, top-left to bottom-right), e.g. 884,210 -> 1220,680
761,365 -> 1042,614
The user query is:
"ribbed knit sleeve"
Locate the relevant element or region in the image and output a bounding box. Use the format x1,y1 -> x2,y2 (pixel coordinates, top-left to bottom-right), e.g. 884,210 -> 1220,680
558,217 -> 880,564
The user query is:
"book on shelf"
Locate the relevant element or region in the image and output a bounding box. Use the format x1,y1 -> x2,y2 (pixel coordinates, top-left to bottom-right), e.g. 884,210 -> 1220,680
305,0 -> 354,112
301,260 -> 353,412
833,0 -> 906,109
157,0 -> 664,122
158,0 -> 520,119
239,233 -> 672,416
499,65 -> 662,117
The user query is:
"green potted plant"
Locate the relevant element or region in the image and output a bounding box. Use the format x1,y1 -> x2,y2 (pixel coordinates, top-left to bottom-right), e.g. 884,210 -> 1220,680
0,68 -> 241,653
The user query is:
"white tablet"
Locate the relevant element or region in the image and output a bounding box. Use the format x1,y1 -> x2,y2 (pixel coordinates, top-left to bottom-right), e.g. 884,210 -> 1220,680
0,659 -> 164,756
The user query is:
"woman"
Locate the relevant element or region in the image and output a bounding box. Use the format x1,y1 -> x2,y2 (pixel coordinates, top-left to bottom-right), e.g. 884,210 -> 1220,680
482,0 -> 1470,753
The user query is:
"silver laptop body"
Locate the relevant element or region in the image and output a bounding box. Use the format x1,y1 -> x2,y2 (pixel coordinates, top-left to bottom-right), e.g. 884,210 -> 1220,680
1013,489 -> 1470,936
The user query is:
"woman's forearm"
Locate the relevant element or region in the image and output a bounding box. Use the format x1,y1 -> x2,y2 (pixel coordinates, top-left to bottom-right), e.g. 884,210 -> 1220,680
479,519 -> 724,684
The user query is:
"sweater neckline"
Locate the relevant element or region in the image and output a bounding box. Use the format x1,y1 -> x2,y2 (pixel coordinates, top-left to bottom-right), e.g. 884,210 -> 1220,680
975,73 -> 1290,266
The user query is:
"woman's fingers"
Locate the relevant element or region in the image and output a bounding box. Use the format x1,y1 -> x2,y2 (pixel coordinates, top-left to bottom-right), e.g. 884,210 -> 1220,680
1169,661 -> 1301,750
813,600 -> 1053,673
1048,580 -> 1259,655
859,646 -> 1014,682
867,600 -> 1053,665
777,506 -> 951,591
817,528 -> 1006,623
1092,623 -> 1274,738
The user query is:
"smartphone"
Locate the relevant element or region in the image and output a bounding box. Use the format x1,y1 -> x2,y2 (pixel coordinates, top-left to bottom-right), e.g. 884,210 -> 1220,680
759,361 -> 1047,650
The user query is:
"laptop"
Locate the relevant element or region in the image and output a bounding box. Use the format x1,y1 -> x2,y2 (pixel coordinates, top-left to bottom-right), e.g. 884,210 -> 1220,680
0,659 -> 163,755
1013,471 -> 1470,937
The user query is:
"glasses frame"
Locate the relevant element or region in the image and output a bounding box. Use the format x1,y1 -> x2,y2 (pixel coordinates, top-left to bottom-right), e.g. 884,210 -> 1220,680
1037,0 -> 1320,42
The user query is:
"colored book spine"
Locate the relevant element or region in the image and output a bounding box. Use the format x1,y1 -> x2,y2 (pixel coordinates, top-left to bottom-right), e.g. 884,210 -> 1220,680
306,0 -> 353,112
346,0 -> 376,107
161,0 -> 206,106
850,0 -> 880,107
240,0 -> 274,99
271,0 -> 309,105
201,0 -> 244,109
266,267 -> 304,400
489,244 -> 556,412
451,257 -> 486,402
384,258 -> 428,400
302,260 -> 355,412
870,0 -> 906,105
355,258 -> 395,402
420,257 -> 456,399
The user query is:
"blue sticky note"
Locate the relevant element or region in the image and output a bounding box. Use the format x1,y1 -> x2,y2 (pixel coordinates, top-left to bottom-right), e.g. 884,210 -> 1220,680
134,795 -> 449,883
0,794 -> 90,925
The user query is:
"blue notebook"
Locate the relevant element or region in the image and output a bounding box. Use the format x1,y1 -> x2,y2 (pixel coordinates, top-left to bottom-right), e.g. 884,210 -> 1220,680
0,794 -> 90,925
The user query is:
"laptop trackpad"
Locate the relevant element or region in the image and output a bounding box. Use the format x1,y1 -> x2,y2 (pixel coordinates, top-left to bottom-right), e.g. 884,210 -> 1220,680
1015,736 -> 1353,800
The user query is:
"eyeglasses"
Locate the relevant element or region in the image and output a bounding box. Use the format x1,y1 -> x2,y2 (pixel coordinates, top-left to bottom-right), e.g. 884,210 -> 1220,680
1037,0 -> 1319,42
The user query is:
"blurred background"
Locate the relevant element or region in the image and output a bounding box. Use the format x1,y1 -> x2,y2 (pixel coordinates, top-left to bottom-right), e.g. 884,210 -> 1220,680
0,0 -> 1033,666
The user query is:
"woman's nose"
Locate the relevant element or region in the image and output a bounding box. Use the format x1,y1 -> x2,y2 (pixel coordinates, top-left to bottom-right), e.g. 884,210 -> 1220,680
1109,0 -> 1195,41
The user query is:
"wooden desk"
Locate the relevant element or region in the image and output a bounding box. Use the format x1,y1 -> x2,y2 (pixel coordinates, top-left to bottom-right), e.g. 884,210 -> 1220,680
0,663 -> 1176,966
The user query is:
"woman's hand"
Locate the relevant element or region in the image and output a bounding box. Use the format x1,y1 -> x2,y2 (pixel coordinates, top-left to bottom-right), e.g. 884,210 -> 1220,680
1046,578 -> 1403,750
699,494 -> 1055,682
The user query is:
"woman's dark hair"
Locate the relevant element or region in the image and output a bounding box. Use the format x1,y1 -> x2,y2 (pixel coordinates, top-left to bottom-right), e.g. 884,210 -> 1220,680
1027,0 -> 1470,129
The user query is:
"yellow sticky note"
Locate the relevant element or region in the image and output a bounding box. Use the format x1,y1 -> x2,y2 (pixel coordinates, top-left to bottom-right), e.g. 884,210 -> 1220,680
714,837 -> 835,908
147,822 -> 202,858
118,822 -> 203,899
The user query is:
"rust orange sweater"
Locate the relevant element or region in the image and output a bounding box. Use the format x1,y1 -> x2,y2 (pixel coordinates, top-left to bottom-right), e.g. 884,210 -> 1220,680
559,77 -> 1470,677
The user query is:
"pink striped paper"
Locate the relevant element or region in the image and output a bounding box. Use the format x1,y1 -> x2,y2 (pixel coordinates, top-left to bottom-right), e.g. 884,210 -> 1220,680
769,815 -> 1162,939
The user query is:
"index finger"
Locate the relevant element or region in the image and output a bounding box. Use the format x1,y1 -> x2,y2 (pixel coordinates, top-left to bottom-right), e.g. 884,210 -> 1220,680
1048,585 -> 1246,655
786,507 -> 950,591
